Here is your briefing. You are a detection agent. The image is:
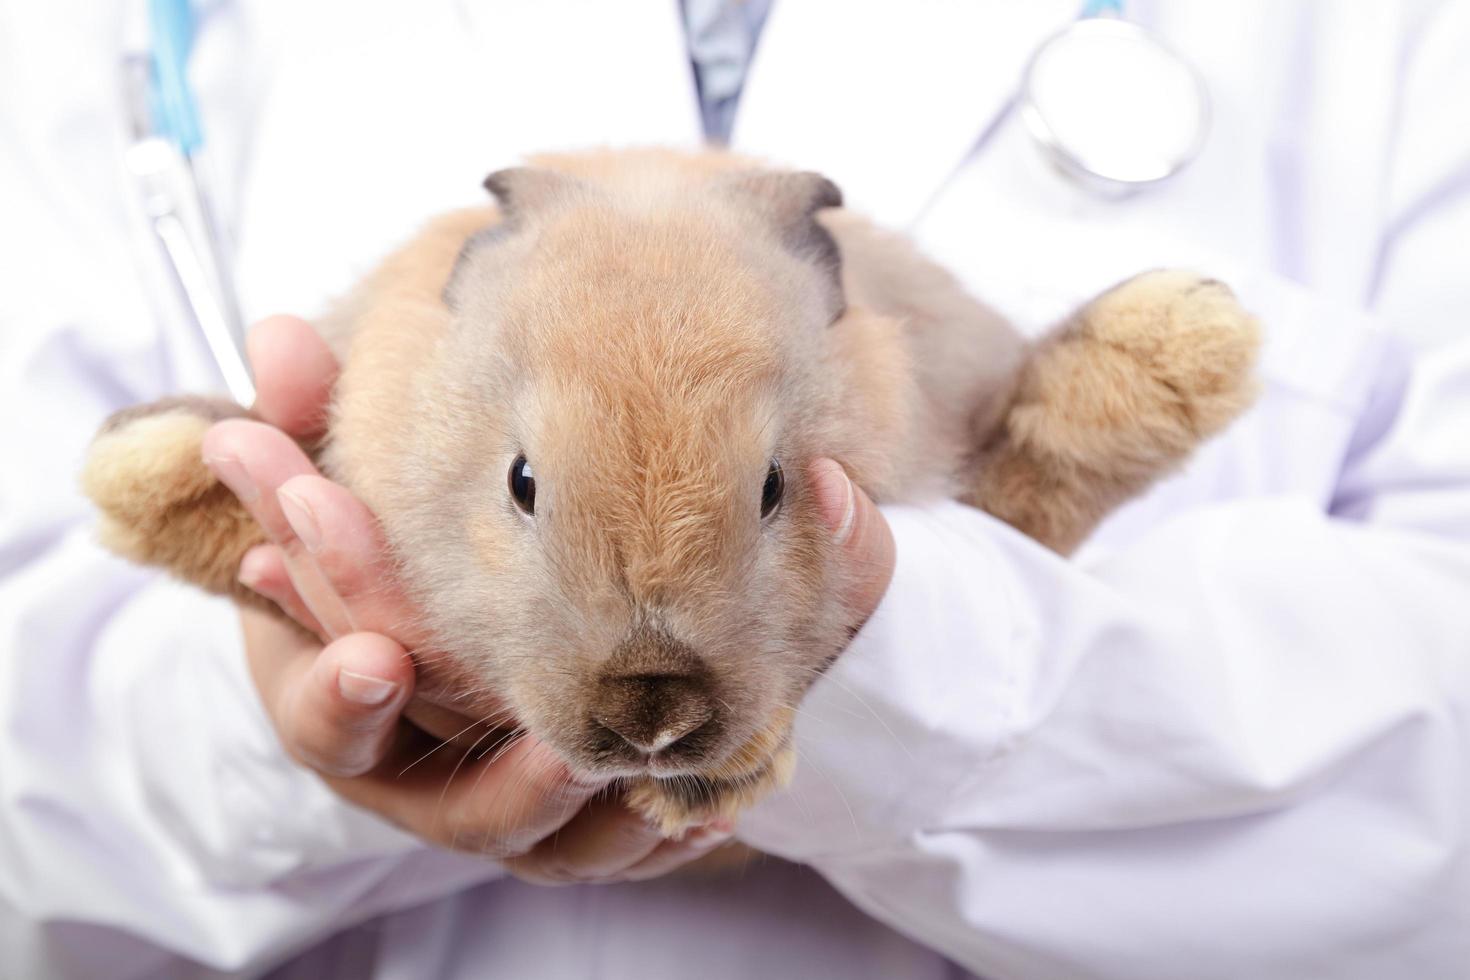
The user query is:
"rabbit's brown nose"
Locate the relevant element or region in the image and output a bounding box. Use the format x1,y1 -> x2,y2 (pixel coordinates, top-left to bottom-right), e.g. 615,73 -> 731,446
592,674 -> 714,754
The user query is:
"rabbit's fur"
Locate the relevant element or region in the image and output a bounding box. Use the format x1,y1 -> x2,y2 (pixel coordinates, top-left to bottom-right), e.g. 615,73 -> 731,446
83,149 -> 1259,834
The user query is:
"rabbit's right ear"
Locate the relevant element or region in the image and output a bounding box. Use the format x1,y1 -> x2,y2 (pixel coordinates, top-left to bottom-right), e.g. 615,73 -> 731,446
722,170 -> 846,322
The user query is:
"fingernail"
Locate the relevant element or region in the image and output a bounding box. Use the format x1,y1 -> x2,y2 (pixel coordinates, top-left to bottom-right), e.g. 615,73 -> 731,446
277,488 -> 323,553
338,668 -> 398,706
204,454 -> 259,504
813,459 -> 856,545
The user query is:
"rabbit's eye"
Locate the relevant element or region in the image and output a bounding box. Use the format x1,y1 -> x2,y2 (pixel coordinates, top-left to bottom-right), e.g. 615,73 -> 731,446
509,454 -> 535,515
761,458 -> 784,519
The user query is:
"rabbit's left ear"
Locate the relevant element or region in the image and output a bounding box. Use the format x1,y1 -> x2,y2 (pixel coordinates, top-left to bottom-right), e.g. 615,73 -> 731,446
723,170 -> 846,322
482,166 -> 585,224
446,167 -> 589,307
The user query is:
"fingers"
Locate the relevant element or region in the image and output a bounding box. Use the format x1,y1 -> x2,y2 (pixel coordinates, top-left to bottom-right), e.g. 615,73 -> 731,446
326,733 -> 606,859
808,458 -> 896,626
246,315 -> 339,441
239,602 -> 577,856
203,420 -> 428,648
501,799 -> 742,886
241,610 -> 605,865
241,610 -> 590,855
275,473 -> 427,645
614,823 -> 737,882
278,632 -> 417,777
238,613 -> 414,778
237,544 -> 324,635
501,796 -> 666,884
203,419 -> 353,637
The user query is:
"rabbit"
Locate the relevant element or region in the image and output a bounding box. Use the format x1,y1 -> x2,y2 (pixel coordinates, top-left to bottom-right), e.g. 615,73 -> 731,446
82,148 -> 1260,835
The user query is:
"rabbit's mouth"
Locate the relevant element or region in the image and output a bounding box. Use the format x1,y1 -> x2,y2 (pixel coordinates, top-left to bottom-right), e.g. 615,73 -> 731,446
623,713 -> 798,835
574,696 -> 795,771
642,738 -> 789,800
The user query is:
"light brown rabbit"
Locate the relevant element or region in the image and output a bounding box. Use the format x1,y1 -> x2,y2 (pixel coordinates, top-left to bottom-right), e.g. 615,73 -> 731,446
83,148 -> 1259,834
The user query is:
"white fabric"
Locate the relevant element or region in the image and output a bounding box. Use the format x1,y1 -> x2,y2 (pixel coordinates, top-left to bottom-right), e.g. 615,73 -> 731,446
2,1 -> 1469,977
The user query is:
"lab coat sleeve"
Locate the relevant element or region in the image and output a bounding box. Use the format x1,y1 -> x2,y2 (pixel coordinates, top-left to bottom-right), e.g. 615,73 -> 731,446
738,331 -> 1470,978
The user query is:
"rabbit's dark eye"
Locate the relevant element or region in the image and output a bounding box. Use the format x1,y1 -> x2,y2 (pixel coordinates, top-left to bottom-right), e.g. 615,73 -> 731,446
761,459 -> 784,519
509,454 -> 536,515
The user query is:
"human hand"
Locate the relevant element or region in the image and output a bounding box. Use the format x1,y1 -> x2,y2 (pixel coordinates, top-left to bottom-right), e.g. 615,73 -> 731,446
208,315 -> 895,883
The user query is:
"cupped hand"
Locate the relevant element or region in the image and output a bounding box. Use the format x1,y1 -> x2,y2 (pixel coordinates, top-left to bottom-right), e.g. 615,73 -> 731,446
208,315 -> 895,883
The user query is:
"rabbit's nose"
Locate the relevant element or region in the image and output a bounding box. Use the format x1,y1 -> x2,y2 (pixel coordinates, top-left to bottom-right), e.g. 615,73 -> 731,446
592,673 -> 715,754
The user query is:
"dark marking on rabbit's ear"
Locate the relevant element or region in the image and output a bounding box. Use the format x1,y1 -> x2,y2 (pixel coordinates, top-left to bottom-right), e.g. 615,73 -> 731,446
724,171 -> 846,322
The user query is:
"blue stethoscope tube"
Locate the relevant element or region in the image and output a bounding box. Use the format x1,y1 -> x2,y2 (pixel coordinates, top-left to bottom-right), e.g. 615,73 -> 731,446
126,0 -> 254,404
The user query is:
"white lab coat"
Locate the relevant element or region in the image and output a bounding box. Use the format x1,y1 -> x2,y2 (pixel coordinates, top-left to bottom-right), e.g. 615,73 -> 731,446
2,1 -> 1469,977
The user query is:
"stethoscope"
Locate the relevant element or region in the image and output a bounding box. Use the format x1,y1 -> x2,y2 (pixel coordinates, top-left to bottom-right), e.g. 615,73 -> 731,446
122,0 -> 1209,403
1020,0 -> 1212,196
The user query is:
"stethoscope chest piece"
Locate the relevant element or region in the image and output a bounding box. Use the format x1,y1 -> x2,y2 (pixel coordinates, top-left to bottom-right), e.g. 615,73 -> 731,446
1021,18 -> 1210,196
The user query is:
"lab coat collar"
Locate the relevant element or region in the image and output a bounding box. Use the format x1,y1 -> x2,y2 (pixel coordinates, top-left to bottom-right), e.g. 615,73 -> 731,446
732,0 -> 1077,227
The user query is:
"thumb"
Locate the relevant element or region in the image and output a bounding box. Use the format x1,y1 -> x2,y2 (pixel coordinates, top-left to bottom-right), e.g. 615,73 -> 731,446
808,458 -> 896,626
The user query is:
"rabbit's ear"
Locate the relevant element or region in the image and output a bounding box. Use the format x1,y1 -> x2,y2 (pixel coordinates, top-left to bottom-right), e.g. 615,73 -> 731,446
443,222 -> 512,308
482,166 -> 585,224
726,169 -> 843,217
445,168 -> 588,308
722,170 -> 846,322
